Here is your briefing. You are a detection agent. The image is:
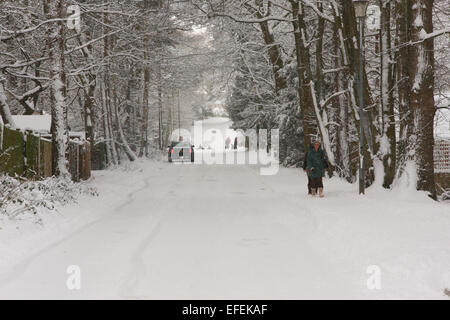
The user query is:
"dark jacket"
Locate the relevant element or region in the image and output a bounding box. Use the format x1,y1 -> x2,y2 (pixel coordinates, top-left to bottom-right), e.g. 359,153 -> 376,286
306,145 -> 328,179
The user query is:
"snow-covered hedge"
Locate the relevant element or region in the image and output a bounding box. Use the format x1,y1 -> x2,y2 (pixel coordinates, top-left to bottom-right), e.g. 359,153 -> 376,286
0,175 -> 98,220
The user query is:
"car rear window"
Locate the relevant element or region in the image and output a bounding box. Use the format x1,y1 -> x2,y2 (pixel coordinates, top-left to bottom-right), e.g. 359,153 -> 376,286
171,141 -> 191,147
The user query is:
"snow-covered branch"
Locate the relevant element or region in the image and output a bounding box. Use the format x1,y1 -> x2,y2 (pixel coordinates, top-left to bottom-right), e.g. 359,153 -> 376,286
0,18 -> 67,42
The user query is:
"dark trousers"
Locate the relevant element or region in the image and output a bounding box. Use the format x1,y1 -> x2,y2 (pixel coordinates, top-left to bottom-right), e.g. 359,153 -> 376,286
307,176 -> 318,194
310,177 -> 323,189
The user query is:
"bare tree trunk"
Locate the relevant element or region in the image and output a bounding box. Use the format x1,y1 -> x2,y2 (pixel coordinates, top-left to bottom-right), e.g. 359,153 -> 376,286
138,0 -> 153,157
113,89 -> 137,161
331,1 -> 358,181
407,0 -> 436,197
45,0 -> 69,178
158,66 -> 163,150
315,1 -> 325,102
105,82 -> 119,164
289,0 -> 316,149
100,80 -> 112,165
125,78 -> 137,152
102,7 -> 118,165
84,80 -> 96,144
340,0 -> 376,185
395,0 -> 413,176
379,0 -> 396,188
170,87 -> 174,137
77,29 -> 97,147
331,19 -> 350,180
141,45 -> 150,157
314,1 -> 335,169
247,0 -> 286,95
0,78 -> 16,127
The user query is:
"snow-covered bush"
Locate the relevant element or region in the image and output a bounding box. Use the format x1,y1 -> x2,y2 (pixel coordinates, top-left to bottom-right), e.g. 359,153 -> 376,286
0,175 -> 98,220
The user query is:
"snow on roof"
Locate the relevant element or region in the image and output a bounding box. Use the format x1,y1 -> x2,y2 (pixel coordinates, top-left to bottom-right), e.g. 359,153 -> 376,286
11,114 -> 51,133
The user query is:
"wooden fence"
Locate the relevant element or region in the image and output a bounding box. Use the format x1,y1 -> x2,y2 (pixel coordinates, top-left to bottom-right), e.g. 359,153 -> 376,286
434,139 -> 450,195
0,124 -> 90,181
67,139 -> 91,182
0,126 -> 25,176
91,142 -> 107,171
434,139 -> 450,173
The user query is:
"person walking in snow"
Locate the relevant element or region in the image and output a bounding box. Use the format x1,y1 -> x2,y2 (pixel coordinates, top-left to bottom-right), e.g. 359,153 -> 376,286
225,136 -> 231,149
303,150 -> 316,195
306,140 -> 328,197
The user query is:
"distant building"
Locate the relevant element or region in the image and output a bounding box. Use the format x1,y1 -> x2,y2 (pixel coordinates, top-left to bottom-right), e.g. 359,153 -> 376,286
192,117 -> 237,150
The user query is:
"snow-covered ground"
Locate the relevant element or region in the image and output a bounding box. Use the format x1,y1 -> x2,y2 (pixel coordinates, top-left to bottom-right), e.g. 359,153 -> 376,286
0,154 -> 449,299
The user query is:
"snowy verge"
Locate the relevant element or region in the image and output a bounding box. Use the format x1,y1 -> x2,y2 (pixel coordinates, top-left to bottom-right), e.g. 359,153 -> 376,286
293,172 -> 450,299
0,158 -> 160,273
249,167 -> 450,298
0,175 -> 98,220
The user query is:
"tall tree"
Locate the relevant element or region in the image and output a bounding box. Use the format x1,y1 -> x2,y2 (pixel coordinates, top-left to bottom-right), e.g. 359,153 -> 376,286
289,0 -> 316,148
0,78 -> 16,126
379,0 -> 396,188
407,0 -> 437,197
45,0 -> 70,178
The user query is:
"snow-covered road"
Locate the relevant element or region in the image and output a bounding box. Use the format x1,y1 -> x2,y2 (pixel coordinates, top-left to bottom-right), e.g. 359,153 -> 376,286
0,158 -> 449,299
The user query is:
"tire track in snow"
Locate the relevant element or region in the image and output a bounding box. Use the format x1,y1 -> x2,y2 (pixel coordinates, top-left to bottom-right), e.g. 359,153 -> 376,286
118,216 -> 165,299
118,164 -> 187,299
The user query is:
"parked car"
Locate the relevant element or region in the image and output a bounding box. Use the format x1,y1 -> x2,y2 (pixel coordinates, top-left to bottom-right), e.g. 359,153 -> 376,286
168,141 -> 194,163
